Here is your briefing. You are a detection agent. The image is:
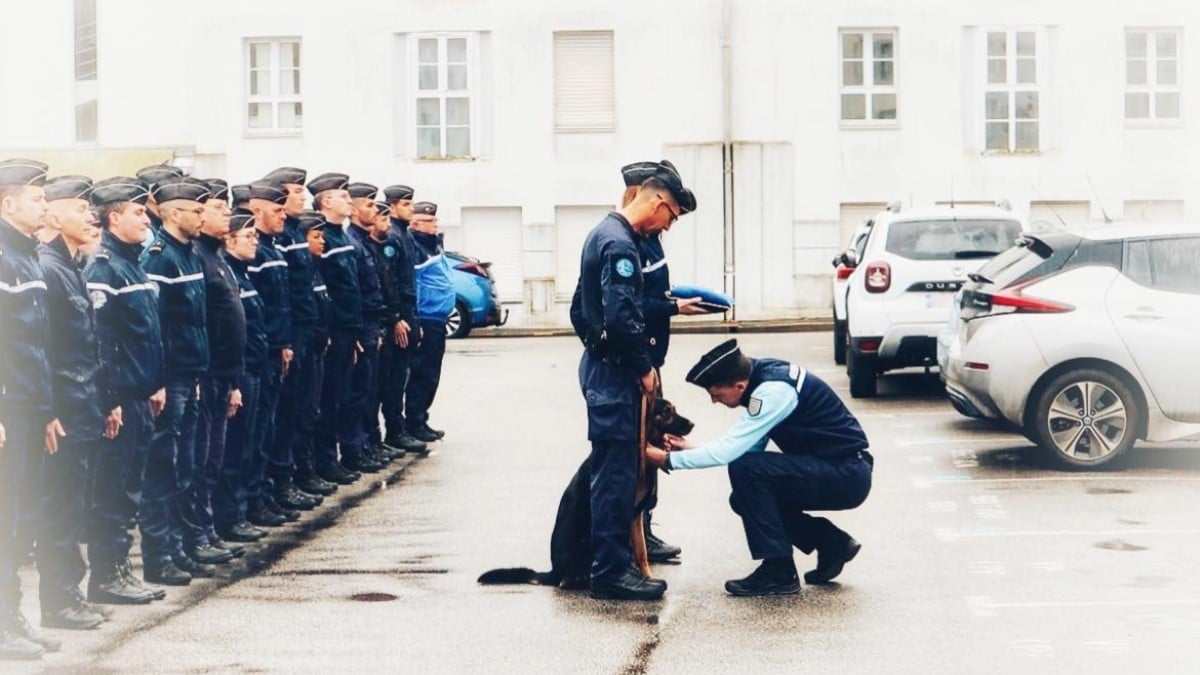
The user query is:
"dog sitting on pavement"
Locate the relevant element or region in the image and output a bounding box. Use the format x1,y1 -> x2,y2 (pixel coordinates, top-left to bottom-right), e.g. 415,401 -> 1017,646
478,397 -> 695,588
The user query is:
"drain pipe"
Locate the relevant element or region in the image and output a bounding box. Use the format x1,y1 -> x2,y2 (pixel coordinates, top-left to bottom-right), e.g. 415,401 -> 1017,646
720,0 -> 736,319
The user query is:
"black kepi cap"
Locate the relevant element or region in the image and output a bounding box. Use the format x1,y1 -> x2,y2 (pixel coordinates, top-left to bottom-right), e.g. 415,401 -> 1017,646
306,172 -> 349,196
411,201 -> 438,221
91,177 -> 150,206
0,159 -> 49,187
346,182 -> 378,200
228,209 -> 256,232
153,177 -> 211,204
383,184 -> 414,202
297,210 -> 326,231
262,166 -> 307,187
685,339 -> 743,389
203,178 -> 229,202
44,175 -> 93,201
247,181 -> 288,205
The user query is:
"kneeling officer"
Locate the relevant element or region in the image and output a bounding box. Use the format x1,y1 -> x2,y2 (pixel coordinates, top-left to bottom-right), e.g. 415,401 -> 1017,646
647,340 -> 873,597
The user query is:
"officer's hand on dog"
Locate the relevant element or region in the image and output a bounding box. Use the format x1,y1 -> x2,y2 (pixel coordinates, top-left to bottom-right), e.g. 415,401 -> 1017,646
675,297 -> 708,316
662,433 -> 692,451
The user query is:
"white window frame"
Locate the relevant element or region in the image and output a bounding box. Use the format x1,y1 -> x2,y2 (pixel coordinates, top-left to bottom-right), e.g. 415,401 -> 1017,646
979,27 -> 1044,154
409,32 -> 479,160
1125,28 -> 1183,127
244,38 -> 302,136
839,28 -> 899,128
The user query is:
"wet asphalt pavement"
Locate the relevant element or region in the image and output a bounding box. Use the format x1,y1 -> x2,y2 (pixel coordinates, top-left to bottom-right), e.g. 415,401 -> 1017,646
15,332 -> 1200,674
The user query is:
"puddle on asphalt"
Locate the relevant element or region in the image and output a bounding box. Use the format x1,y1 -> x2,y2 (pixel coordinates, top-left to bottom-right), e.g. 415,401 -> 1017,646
1094,539 -> 1148,552
350,592 -> 399,602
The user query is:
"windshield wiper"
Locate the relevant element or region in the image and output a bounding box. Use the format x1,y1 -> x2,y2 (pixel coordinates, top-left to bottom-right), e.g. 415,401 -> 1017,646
953,250 -> 1000,259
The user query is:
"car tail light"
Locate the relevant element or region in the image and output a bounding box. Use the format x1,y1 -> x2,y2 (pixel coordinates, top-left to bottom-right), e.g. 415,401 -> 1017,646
455,261 -> 491,278
965,278 -> 1075,317
855,338 -> 881,353
864,262 -> 891,293
835,264 -> 855,281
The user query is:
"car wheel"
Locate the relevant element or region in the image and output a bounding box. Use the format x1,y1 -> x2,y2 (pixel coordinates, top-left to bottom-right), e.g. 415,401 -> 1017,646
1027,368 -> 1142,470
446,301 -> 472,339
847,347 -> 877,398
833,320 -> 848,366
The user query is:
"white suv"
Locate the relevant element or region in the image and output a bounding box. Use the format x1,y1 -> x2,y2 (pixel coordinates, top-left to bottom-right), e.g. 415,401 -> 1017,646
844,204 -> 1025,397
830,216 -> 878,365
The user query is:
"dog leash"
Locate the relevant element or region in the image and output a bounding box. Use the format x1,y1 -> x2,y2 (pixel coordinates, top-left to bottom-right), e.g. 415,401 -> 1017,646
638,390 -> 649,476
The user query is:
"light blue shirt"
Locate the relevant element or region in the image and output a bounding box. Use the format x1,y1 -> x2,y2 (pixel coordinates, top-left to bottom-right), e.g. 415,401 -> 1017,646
668,381 -> 798,470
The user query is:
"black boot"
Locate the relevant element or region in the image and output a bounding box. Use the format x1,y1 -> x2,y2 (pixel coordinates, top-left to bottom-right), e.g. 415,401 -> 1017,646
40,604 -> 105,631
144,560 -> 192,586
0,629 -> 43,661
296,474 -> 337,496
119,560 -> 167,600
804,535 -> 861,585
724,558 -> 800,597
218,521 -> 268,542
88,564 -> 156,605
316,463 -> 359,485
187,542 -> 236,565
644,516 -> 682,562
209,537 -> 246,558
589,568 -> 667,601
408,426 -> 441,443
386,432 -> 428,454
172,555 -> 215,579
3,612 -> 62,653
263,495 -> 301,522
247,501 -> 288,527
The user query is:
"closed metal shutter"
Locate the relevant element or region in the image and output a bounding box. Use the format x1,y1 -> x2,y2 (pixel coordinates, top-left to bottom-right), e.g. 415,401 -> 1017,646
554,31 -> 615,132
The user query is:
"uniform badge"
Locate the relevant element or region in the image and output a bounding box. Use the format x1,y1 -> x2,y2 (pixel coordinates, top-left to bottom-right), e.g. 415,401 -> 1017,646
615,258 -> 635,278
89,289 -> 107,310
384,245 -> 396,258
748,397 -> 763,416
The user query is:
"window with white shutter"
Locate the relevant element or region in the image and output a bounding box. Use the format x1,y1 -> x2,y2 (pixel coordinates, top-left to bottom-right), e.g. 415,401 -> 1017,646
554,31 -> 615,132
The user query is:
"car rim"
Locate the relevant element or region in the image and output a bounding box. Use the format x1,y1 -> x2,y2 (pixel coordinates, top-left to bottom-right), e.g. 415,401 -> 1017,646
446,308 -> 461,336
1045,380 -> 1128,461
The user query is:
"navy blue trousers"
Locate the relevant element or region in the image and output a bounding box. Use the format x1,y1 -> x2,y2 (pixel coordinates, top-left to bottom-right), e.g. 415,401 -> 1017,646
140,376 -> 199,567
727,451 -> 873,560
0,413 -> 45,612
316,331 -> 357,469
405,320 -> 446,432
86,398 -> 151,569
214,371 -> 261,528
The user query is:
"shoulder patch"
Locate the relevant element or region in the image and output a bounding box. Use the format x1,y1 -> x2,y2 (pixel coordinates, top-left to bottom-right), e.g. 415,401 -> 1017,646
89,289 -> 107,310
748,397 -> 763,416
384,245 -> 397,258
615,257 -> 635,278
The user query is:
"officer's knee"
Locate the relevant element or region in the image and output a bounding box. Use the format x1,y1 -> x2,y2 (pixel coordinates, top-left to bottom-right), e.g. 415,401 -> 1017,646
727,454 -> 760,485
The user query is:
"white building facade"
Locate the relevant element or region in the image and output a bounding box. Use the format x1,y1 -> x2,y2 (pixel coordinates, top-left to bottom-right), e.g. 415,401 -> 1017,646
2,0 -> 1197,328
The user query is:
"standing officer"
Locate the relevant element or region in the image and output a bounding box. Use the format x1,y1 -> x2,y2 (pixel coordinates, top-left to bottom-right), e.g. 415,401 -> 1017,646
570,165 -> 690,600
139,177 -> 212,586
623,161 -> 703,563
0,159 -> 63,660
35,175 -> 115,630
214,210 -> 270,544
187,179 -> 244,565
405,202 -> 455,444
244,182 -> 298,526
135,164 -> 184,240
365,200 -> 413,459
307,173 -> 363,486
84,178 -> 165,605
286,210 -> 337,496
647,340 -> 873,597
377,185 -> 424,453
262,168 -> 337,502
343,182 -> 390,472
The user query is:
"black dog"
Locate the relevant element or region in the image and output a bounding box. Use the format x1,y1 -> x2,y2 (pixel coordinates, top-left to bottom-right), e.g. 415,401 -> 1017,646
478,397 -> 694,587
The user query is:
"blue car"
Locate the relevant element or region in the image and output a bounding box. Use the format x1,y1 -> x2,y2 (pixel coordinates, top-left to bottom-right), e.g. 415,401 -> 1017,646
445,251 -> 508,338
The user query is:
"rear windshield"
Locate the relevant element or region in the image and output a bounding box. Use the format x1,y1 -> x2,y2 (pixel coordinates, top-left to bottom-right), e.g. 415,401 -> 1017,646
885,219 -> 1023,261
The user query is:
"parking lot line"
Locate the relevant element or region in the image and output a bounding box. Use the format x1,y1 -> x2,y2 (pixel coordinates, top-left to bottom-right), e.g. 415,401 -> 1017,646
937,527 -> 1200,540
896,436 -> 1021,447
928,475 -> 1200,485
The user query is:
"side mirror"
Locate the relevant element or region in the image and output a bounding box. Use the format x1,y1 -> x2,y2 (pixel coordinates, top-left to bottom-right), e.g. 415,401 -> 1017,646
844,249 -> 859,268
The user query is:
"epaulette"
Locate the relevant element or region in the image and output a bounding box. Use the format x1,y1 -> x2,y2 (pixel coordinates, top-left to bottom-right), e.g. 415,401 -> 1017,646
93,247 -> 111,261
147,241 -> 165,255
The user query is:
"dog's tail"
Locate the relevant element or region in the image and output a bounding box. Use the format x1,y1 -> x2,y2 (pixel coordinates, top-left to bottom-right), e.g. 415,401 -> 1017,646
477,567 -> 560,586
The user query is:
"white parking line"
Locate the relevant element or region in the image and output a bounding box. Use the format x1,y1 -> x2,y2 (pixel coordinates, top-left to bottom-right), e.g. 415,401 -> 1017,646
928,475 -> 1200,485
896,436 -> 1022,447
974,596 -> 1200,610
937,527 -> 1200,540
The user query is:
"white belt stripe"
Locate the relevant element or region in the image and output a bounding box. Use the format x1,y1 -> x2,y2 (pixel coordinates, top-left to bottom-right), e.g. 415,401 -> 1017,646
239,289 -> 259,299
248,260 -> 288,272
642,258 -> 668,274
86,281 -> 155,296
321,245 -> 354,259
414,253 -> 443,270
146,272 -> 203,284
274,242 -> 309,252
0,279 -> 48,294
312,284 -> 327,292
